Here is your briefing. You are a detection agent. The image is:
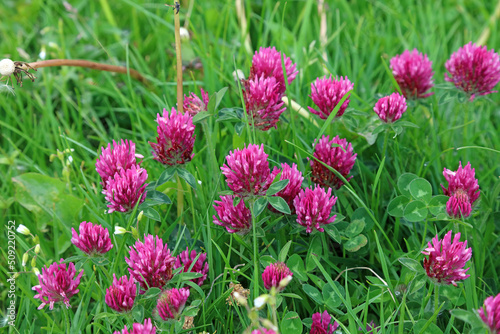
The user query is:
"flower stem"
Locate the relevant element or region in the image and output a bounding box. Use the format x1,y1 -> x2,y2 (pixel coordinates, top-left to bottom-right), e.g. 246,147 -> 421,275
202,120 -> 218,182
173,1 -> 183,114
434,285 -> 440,323
177,174 -> 184,225
382,129 -> 390,158
249,199 -> 260,301
61,306 -> 70,334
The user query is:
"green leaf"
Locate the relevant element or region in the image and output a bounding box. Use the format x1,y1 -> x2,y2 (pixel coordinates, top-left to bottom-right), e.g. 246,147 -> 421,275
183,306 -> 199,317
192,111 -> 211,124
428,195 -> 448,216
259,255 -> 276,269
399,257 -> 424,273
91,257 -> 110,267
324,225 -> 341,244
388,196 -> 411,217
280,311 -> 303,334
217,108 -> 242,122
344,219 -> 365,238
266,179 -> 290,196
397,121 -> 420,128
287,254 -> 308,281
142,288 -> 162,299
322,282 -> 344,308
398,173 -> 419,197
132,305 -> 145,323
280,293 -> 302,300
177,168 -> 197,189
279,240 -> 293,263
409,178 -> 433,203
303,284 -> 324,304
253,197 -> 268,217
450,309 -> 484,328
413,319 -> 444,334
145,190 -> 172,205
404,200 -> 428,222
13,173 -> 84,229
141,207 -> 161,221
269,196 -> 291,214
234,122 -> 245,136
350,207 -> 376,232
156,167 -> 177,186
343,234 -> 368,252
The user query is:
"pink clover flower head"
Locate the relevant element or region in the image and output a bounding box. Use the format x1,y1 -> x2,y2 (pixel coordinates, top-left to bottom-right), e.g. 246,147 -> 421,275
441,161 -> 480,218
478,293 -> 500,333
373,92 -> 407,123
149,107 -> 196,166
71,221 -> 113,256
250,46 -> 298,94
174,247 -> 209,287
270,163 -> 304,214
311,135 -> 357,190
294,185 -> 337,233
125,234 -> 175,293
251,329 -> 277,334
156,288 -> 190,321
422,230 -> 472,287
262,262 -> 293,292
311,310 -> 339,334
243,75 -> 286,131
444,42 -> 500,100
308,75 -> 354,119
183,88 -> 210,116
96,139 -> 142,188
105,274 -> 136,313
113,318 -> 156,334
103,165 -> 148,213
32,259 -> 83,310
213,195 -> 252,235
221,144 -> 278,198
390,49 -> 434,99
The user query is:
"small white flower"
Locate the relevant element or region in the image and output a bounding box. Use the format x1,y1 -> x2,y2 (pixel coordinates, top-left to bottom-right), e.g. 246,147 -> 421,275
278,275 -> 293,289
35,244 -> 41,254
179,27 -> 190,41
253,295 -> 268,308
22,253 -> 29,267
0,59 -> 15,77
33,268 -> 40,276
114,226 -> 127,235
16,224 -> 31,235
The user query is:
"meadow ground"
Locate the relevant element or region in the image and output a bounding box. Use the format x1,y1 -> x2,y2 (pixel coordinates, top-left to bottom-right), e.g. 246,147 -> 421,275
1,0 -> 500,333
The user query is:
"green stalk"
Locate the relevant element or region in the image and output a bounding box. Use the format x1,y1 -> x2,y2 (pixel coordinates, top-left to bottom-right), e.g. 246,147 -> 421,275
382,129 -> 390,158
434,285 -> 440,324
249,199 -> 259,301
61,306 -> 70,334
202,120 -> 218,182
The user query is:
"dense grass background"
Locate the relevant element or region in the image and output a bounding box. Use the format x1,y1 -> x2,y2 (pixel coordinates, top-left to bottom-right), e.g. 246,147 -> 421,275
1,0 -> 499,333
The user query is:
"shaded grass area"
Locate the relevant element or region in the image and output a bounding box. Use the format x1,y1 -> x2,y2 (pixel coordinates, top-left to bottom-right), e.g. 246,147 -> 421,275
1,0 -> 499,333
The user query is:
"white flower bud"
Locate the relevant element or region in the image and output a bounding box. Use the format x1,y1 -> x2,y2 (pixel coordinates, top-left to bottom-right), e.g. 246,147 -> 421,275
35,244 -> 41,254
179,27 -> 190,41
33,268 -> 40,276
279,275 -> 293,289
22,253 -> 29,267
137,210 -> 144,222
0,59 -> 15,77
232,69 -> 245,81
114,226 -> 127,235
254,295 -> 268,309
17,224 -> 31,235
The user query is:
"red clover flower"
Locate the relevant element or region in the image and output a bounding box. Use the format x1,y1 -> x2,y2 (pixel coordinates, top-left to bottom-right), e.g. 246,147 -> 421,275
262,262 -> 293,292
113,318 -> 156,334
221,144 -> 279,198
149,107 -> 196,166
478,293 -> 500,333
294,186 -> 337,233
445,42 -> 500,100
32,259 -> 83,310
71,221 -> 113,256
183,88 -> 209,116
105,274 -> 137,313
270,163 -> 304,214
243,75 -> 286,131
373,92 -> 408,123
390,49 -> 434,99
96,139 -> 143,188
310,310 -> 339,334
422,230 -> 472,286
174,247 -> 209,287
308,75 -> 354,119
155,288 -> 190,321
103,165 -> 148,213
249,46 -> 298,94
125,234 -> 175,293
441,161 -> 480,218
311,135 -> 357,190
251,329 -> 277,334
213,195 -> 252,235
